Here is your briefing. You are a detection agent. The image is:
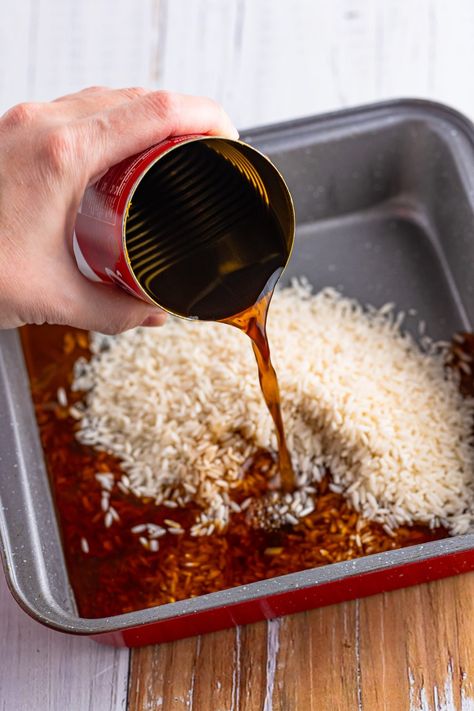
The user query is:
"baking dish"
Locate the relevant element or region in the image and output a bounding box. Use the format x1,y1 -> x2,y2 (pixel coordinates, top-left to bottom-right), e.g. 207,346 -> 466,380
1,99 -> 474,647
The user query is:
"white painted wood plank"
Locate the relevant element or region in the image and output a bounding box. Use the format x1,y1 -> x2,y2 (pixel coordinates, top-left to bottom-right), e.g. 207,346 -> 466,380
158,0 -> 240,101
0,1 -> 35,111
373,0 -> 432,100
319,0 -> 378,109
30,0 -> 156,101
157,0 -> 348,127
0,0 -> 158,113
0,571 -> 129,711
229,0 -> 336,126
429,0 -> 474,120
155,0 -> 474,129
4,0 -> 474,128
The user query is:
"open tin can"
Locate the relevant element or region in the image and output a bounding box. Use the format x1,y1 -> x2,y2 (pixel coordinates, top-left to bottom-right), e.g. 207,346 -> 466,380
1,99 -> 474,647
74,136 -> 295,321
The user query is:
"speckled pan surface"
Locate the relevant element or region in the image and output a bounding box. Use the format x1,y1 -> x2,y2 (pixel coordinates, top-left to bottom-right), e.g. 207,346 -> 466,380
1,99 -> 474,638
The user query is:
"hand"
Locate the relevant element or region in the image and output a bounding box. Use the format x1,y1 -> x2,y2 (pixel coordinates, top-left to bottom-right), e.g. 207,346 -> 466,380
0,87 -> 238,333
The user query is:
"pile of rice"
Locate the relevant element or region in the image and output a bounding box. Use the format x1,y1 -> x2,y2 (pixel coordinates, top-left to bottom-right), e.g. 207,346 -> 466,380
72,281 -> 474,536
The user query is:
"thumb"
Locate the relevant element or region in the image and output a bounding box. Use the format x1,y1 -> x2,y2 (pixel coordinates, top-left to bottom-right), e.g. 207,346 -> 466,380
62,273 -> 167,334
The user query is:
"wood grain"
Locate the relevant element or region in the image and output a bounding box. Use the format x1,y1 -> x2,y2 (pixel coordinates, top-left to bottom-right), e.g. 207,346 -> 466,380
157,0 -> 474,128
128,573 -> 474,711
356,574 -> 474,711
277,603 -> 360,710
0,571 -> 130,711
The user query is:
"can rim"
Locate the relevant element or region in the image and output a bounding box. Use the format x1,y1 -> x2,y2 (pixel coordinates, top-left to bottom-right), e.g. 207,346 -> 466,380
121,135 -> 296,321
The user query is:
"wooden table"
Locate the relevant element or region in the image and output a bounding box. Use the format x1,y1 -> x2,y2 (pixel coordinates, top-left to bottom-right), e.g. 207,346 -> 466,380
2,569 -> 473,710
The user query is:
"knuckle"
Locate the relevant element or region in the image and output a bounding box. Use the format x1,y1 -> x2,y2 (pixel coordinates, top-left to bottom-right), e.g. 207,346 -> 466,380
200,94 -> 223,115
218,102 -> 229,120
41,126 -> 75,174
101,315 -> 138,336
119,86 -> 147,100
148,91 -> 179,122
22,290 -> 56,327
208,96 -> 222,111
81,85 -> 108,94
95,322 -> 119,336
214,99 -> 230,122
1,102 -> 40,128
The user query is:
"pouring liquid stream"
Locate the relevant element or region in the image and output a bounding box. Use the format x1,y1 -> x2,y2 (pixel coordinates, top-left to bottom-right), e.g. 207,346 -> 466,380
222,274 -> 296,493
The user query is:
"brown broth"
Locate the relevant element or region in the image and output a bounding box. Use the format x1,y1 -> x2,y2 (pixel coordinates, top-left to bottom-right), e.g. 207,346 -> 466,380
20,324 -> 451,619
223,286 -> 295,492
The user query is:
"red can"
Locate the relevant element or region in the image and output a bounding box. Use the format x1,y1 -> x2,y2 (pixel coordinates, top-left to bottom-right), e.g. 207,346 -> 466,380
74,135 -> 295,321
74,136 -> 198,304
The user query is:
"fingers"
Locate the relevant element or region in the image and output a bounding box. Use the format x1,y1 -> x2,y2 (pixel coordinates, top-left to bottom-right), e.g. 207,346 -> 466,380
60,272 -> 167,334
0,87 -> 150,132
76,90 -> 239,178
50,86 -> 151,120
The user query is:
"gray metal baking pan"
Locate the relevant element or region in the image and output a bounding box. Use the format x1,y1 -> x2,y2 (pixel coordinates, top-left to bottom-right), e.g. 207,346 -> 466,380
1,99 -> 474,647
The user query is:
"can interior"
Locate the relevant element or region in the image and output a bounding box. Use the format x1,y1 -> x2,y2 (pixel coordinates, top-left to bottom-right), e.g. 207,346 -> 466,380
124,138 -> 294,320
1,101 -> 474,637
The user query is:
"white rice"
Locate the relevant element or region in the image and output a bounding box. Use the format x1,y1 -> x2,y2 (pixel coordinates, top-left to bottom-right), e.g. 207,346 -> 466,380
57,387 -> 68,408
72,281 -> 474,536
